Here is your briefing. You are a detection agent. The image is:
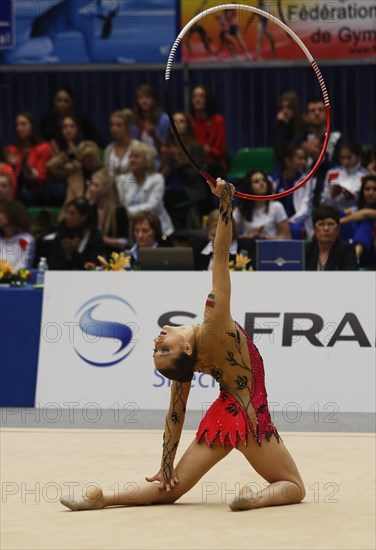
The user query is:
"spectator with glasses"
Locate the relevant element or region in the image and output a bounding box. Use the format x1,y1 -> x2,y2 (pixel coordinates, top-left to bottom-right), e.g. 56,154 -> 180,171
305,205 -> 358,271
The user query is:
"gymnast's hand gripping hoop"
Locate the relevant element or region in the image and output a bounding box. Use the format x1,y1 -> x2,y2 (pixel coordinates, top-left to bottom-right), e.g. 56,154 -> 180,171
164,3 -> 331,201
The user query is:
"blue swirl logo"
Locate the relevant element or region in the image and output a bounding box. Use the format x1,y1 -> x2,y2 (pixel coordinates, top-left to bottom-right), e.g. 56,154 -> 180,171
74,295 -> 137,367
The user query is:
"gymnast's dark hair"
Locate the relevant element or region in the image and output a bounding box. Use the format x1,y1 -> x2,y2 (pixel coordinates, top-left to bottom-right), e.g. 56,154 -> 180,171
156,350 -> 197,383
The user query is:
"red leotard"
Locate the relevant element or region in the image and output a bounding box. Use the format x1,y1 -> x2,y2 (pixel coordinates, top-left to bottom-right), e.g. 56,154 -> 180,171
196,322 -> 280,447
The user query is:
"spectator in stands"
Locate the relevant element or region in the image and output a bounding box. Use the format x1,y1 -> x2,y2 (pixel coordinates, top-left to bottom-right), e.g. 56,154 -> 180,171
59,140 -> 102,213
294,98 -> 342,167
40,87 -> 102,145
321,141 -> 369,210
117,142 -> 174,238
46,114 -> 84,206
0,139 -> 17,199
293,98 -> 343,206
6,112 -> 52,206
362,146 -> 376,177
161,112 -> 205,227
0,174 -> 14,201
340,175 -> 376,268
131,84 -> 169,166
87,168 -> 129,255
127,210 -> 168,266
272,145 -> 313,239
192,208 -> 256,271
0,200 -> 35,269
104,109 -> 140,179
189,85 -> 228,175
47,197 -> 104,270
233,171 -> 291,240
273,91 -> 305,166
305,205 -> 358,271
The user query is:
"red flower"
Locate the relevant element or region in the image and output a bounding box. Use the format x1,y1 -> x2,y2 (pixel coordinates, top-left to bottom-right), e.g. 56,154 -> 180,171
19,238 -> 28,250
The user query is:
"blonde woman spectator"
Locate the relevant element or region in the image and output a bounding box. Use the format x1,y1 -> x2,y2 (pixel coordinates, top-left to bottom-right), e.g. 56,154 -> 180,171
0,174 -> 14,201
57,141 -> 101,216
117,143 -> 174,237
87,168 -> 129,253
104,109 -> 140,178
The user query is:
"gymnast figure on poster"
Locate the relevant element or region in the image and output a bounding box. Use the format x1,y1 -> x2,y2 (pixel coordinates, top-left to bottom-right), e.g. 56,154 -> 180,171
245,0 -> 276,60
215,8 -> 251,60
60,178 -> 305,512
186,2 -> 215,59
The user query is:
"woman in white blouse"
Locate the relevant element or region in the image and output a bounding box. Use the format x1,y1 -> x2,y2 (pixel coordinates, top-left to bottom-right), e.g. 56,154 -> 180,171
233,171 -> 291,240
117,142 -> 174,237
104,109 -> 140,179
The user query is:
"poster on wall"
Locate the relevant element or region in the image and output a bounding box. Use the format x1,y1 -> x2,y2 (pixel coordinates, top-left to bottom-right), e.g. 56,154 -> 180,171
0,0 -> 14,49
180,0 -> 376,63
0,0 -> 176,64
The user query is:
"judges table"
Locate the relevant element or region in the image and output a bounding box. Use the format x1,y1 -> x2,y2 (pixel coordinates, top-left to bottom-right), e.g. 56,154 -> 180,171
0,286 -> 43,406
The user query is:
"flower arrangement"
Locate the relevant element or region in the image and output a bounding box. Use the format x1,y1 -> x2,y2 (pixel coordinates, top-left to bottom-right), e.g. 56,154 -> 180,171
0,260 -> 32,287
229,253 -> 253,271
84,252 -> 131,272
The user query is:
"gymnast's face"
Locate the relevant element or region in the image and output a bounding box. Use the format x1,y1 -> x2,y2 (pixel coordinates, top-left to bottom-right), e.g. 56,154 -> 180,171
153,326 -> 185,369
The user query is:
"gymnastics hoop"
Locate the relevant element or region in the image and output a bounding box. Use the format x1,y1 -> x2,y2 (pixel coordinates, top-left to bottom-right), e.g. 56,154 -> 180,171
164,3 -> 331,201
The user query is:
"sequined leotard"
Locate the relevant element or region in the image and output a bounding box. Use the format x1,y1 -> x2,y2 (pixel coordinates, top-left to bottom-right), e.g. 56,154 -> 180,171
196,322 -> 280,448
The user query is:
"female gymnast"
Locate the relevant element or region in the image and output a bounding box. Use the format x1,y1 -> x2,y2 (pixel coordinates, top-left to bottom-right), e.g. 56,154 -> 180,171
61,178 -> 305,512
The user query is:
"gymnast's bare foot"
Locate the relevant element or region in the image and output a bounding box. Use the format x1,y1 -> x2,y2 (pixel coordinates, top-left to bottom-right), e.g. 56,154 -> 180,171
229,485 -> 260,511
60,485 -> 105,511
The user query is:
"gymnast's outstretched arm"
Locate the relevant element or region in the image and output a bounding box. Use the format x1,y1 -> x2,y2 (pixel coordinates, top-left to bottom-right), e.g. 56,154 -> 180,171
146,380 -> 191,491
204,178 -> 235,323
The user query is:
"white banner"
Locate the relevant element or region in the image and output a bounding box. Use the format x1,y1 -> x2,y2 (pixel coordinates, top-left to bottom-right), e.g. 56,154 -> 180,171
36,272 -> 375,413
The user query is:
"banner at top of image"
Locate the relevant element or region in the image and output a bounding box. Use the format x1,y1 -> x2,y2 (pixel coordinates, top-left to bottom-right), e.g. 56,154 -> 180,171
180,0 -> 376,63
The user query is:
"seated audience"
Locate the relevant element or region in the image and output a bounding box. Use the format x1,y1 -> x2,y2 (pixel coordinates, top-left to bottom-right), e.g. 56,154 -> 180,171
87,168 -> 129,254
46,114 -> 84,206
104,109 -> 140,179
192,208 -> 256,270
273,90 -> 305,167
117,142 -> 174,238
161,111 -> 205,227
0,173 -> 14,201
189,85 -> 228,175
6,112 -> 52,206
40,87 -> 102,145
233,171 -> 291,240
293,98 -> 343,206
131,84 -> 169,167
321,141 -> 369,210
59,140 -> 102,214
46,198 -> 104,270
0,139 -> 17,198
272,145 -> 313,239
305,205 -> 358,271
340,174 -> 376,268
127,210 -> 169,266
0,200 -> 35,269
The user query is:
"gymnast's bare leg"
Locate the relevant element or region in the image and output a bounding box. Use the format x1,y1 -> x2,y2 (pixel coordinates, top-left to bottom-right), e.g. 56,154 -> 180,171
61,440 -> 231,510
